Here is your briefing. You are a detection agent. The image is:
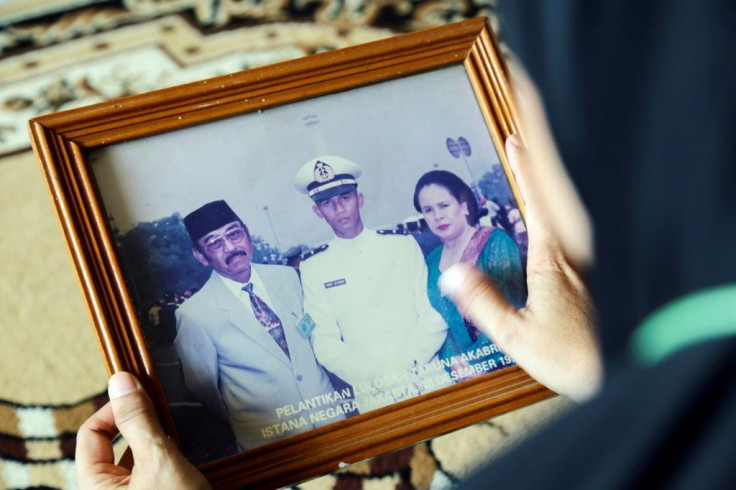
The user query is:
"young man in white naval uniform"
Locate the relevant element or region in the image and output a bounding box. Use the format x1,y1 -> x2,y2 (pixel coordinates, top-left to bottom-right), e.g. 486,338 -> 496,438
294,156 -> 449,412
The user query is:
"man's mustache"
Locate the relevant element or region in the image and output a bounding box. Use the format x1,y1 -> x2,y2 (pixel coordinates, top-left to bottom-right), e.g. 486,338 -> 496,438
225,250 -> 248,265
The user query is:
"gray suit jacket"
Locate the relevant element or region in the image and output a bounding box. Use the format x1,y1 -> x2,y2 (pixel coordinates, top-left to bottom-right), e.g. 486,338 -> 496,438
174,264 -> 342,451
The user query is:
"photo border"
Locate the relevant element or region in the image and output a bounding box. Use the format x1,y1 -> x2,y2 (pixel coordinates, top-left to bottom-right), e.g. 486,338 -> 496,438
29,17 -> 554,488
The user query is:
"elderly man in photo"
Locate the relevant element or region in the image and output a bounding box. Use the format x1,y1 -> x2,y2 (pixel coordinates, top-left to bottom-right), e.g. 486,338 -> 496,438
174,200 -> 344,451
294,156 -> 449,412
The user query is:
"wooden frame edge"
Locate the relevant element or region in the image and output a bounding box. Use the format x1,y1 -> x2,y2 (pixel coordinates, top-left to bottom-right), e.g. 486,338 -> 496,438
28,18 -> 553,488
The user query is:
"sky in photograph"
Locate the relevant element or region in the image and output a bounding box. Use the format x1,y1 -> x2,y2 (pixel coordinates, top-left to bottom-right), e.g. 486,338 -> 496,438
89,64 -> 507,250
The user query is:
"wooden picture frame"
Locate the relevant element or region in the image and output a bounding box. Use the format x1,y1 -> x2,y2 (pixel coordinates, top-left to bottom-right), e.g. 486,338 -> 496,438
29,17 -> 554,489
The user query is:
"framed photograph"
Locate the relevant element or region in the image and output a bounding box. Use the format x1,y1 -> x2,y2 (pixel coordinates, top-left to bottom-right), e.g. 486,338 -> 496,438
29,17 -> 554,488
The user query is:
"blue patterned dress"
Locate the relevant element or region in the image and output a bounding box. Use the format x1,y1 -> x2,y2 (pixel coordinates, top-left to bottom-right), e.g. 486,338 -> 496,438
425,227 -> 527,378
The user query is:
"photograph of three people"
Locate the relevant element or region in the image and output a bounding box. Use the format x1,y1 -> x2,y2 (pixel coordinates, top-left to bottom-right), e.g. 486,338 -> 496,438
88,64 -> 529,464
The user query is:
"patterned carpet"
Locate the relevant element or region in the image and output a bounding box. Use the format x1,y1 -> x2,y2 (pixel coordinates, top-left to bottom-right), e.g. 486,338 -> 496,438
0,1 -> 570,488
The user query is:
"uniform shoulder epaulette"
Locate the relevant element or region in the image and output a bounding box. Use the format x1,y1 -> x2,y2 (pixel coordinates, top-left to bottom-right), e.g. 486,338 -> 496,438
301,243 -> 329,261
377,228 -> 409,236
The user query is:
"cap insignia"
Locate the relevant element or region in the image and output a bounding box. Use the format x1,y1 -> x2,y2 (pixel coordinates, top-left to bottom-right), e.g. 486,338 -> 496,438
313,160 -> 336,183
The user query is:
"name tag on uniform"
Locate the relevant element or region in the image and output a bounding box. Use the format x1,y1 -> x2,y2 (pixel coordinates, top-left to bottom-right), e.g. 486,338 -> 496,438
297,313 -> 316,338
324,278 -> 346,289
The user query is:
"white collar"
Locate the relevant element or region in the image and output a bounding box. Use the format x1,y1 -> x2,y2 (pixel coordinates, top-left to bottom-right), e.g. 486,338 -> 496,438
217,266 -> 270,303
331,227 -> 372,246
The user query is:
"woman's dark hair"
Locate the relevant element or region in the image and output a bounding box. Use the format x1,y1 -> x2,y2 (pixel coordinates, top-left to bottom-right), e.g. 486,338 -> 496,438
413,170 -> 479,226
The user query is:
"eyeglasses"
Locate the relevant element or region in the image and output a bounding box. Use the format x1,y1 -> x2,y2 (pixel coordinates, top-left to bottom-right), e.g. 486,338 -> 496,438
204,227 -> 247,252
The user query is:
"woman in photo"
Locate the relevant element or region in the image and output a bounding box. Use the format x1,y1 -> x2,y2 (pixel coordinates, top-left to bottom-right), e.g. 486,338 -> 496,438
413,170 -> 527,378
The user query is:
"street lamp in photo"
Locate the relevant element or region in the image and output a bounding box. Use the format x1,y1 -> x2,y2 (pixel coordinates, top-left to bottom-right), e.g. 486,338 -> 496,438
262,205 -> 281,253
303,113 -> 327,155
446,136 -> 480,199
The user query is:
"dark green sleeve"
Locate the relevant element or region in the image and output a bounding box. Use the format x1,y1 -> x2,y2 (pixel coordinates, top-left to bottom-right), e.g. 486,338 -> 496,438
478,229 -> 528,308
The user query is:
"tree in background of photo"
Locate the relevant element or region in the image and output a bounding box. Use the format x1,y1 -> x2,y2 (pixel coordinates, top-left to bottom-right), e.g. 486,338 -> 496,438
112,213 -> 286,309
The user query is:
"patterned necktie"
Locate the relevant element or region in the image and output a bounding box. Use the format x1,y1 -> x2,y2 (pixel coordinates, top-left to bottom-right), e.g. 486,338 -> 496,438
243,283 -> 290,359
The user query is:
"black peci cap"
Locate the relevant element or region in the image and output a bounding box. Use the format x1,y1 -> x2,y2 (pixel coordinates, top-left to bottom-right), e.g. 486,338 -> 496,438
183,200 -> 240,243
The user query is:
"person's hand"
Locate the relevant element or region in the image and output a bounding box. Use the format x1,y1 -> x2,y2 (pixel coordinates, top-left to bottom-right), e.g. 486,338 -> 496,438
76,371 -> 211,489
439,65 -> 603,403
